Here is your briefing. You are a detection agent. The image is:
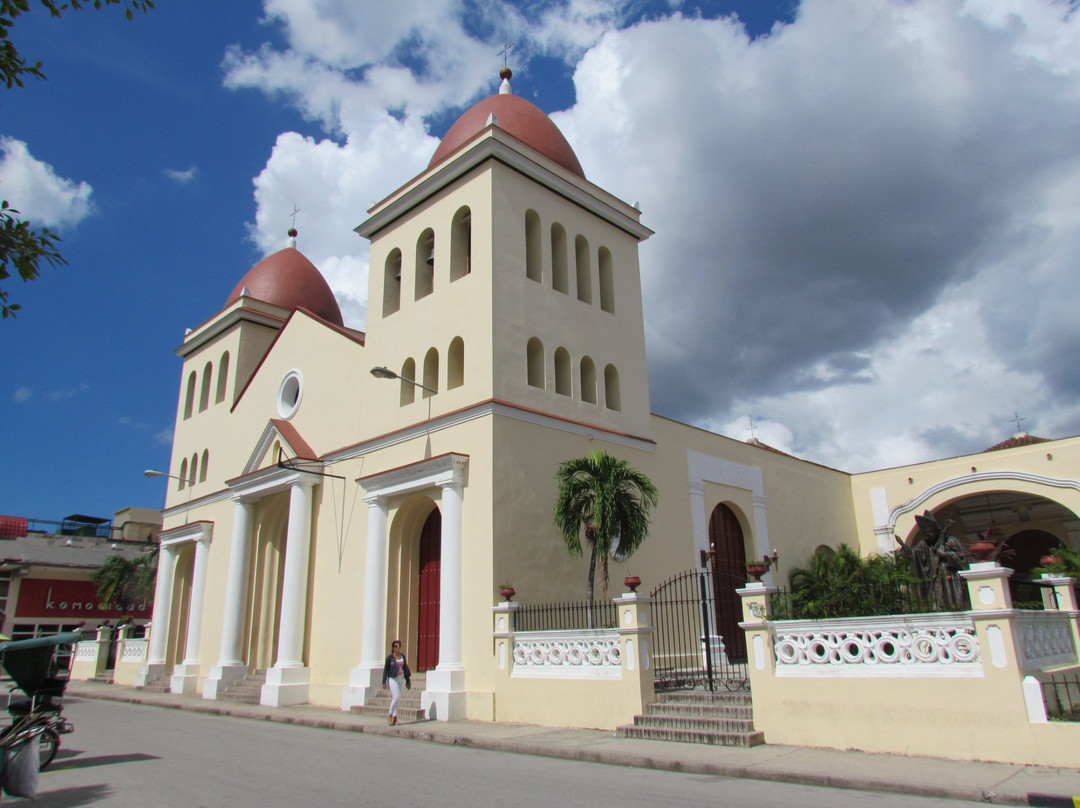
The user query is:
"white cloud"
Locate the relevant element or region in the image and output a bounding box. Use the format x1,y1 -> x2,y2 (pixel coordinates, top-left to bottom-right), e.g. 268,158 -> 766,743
0,138 -> 94,228
230,0 -> 1080,472
561,0 -> 1080,467
164,166 -> 198,183
12,387 -> 31,403
248,126 -> 438,329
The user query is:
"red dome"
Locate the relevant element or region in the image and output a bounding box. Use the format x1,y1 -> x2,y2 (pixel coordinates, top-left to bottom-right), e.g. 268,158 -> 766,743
428,94 -> 584,178
225,247 -> 344,328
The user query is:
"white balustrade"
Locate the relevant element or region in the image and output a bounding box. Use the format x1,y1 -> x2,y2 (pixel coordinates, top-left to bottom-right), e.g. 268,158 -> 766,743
512,629 -> 622,679
773,613 -> 982,677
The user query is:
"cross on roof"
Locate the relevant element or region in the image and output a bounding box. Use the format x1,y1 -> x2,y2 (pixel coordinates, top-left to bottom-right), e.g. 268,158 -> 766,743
290,205 -> 301,228
1009,411 -> 1027,433
497,41 -> 515,68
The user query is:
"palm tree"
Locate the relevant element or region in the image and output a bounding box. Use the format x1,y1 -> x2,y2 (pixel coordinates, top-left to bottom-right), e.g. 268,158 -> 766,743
553,449 -> 658,621
92,547 -> 158,611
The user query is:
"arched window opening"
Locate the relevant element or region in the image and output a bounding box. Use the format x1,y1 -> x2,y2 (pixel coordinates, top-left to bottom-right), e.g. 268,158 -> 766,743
551,223 -> 568,294
199,361 -> 212,412
598,247 -> 614,313
580,356 -> 597,404
448,337 -> 465,389
525,210 -> 542,283
189,453 -> 198,486
604,364 -> 621,411
183,371 -> 196,420
416,229 -> 435,300
178,459 -> 188,490
423,348 -> 439,398
554,348 -> 572,397
575,235 -> 592,304
200,449 -> 209,483
216,351 -> 230,404
526,338 -> 545,388
400,358 -> 416,406
450,207 -> 471,281
383,249 -> 402,316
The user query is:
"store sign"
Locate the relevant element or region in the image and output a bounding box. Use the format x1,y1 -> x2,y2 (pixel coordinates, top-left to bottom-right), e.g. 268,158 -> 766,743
16,578 -> 149,619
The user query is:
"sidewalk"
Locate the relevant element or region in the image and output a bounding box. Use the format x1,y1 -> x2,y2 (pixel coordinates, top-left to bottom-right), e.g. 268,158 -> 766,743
67,680 -> 1080,806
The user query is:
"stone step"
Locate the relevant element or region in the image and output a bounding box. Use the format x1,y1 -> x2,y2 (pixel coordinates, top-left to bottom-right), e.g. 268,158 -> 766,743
618,724 -> 765,747
217,670 -> 268,704
632,714 -> 758,733
617,689 -> 763,747
645,702 -> 755,720
349,673 -> 428,722
656,690 -> 753,706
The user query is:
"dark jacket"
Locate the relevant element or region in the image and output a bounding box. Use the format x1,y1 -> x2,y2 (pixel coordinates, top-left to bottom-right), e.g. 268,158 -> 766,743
382,653 -> 411,687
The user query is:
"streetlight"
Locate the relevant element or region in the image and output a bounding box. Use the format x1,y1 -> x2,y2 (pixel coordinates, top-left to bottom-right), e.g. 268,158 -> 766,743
369,366 -> 438,395
144,469 -> 188,483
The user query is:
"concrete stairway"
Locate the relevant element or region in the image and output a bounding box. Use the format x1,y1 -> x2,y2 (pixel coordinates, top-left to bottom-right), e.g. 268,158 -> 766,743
350,673 -> 427,723
215,669 -> 268,705
617,690 -> 764,747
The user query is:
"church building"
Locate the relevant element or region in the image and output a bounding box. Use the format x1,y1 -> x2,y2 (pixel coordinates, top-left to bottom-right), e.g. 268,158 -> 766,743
140,69 -> 1080,724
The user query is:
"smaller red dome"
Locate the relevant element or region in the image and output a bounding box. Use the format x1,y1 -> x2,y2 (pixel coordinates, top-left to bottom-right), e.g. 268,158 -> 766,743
226,247 -> 344,328
428,94 -> 584,178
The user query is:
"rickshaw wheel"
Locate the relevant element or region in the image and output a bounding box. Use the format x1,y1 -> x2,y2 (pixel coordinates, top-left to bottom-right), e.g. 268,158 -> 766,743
38,728 -> 59,770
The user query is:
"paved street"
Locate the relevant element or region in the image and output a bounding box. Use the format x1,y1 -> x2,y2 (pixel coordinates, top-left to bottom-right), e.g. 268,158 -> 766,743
17,697 -> 995,808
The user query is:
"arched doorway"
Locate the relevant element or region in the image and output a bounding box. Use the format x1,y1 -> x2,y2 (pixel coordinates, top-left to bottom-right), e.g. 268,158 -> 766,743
708,504 -> 747,662
416,509 -> 441,672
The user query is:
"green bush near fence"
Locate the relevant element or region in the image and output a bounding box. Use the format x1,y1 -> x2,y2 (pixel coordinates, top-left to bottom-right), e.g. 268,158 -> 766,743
773,544 -> 923,619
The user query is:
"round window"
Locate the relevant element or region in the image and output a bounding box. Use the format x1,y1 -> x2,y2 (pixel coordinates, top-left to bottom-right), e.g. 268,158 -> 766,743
277,370 -> 303,419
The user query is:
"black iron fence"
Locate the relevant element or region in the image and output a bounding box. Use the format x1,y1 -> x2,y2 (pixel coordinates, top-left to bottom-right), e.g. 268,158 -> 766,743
650,569 -> 748,692
769,575 -> 973,620
512,599 -> 617,631
1042,670 -> 1080,721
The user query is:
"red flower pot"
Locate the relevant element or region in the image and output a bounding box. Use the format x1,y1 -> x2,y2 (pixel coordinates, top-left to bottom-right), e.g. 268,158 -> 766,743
624,575 -> 641,593
746,563 -> 768,582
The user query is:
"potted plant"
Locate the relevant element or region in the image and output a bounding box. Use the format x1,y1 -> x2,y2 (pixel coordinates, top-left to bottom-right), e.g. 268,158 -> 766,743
746,554 -> 776,583
498,583 -> 516,602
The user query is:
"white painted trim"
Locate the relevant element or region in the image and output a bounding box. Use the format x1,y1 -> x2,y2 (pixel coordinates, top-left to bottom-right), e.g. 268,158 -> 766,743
358,129 -> 651,242
358,453 -> 468,497
887,470 -> 1080,532
686,450 -> 772,577
159,521 -> 212,548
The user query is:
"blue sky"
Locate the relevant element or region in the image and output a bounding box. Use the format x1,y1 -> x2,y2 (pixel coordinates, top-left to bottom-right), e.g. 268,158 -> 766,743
3,0 -> 1080,523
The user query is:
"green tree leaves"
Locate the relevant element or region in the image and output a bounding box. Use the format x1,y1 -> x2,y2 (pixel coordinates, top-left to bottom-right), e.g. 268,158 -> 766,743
553,449 -> 658,608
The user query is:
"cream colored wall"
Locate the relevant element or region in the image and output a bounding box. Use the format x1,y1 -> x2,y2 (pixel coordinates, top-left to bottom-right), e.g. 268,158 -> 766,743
488,413 -> 857,609
363,167 -> 496,439
747,671 -> 1080,768
489,164 -> 653,439
850,436 -> 1080,555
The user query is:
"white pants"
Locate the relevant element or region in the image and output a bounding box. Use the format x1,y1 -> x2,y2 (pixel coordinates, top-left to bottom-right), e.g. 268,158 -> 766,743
388,675 -> 405,717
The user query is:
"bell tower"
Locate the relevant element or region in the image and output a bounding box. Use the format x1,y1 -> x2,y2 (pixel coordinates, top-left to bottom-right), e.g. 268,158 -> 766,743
357,69 -> 653,440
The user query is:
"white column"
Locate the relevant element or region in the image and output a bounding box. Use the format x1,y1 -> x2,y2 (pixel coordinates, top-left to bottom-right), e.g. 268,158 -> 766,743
423,480 -> 466,721
171,535 -> 212,694
136,543 -> 177,687
262,477 -> 315,706
343,495 -> 388,710
752,494 -> 774,585
204,497 -> 254,699
688,481 -> 708,565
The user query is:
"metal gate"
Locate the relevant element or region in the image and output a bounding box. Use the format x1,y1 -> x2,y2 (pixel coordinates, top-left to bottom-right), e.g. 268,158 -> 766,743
650,567 -> 749,691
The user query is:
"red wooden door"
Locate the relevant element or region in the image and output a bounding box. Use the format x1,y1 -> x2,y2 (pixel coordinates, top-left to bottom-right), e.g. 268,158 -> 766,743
416,509 -> 441,672
709,504 -> 747,661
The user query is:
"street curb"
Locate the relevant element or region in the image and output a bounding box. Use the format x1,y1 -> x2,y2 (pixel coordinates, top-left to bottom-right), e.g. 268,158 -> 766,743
65,688 -> 1063,806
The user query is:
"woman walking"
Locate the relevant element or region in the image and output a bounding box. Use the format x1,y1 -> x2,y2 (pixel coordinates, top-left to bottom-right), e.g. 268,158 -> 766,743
382,640 -> 411,725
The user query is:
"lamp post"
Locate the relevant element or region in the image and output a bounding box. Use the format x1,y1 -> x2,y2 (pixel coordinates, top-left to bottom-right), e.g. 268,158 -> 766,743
144,469 -> 193,524
369,366 -> 438,395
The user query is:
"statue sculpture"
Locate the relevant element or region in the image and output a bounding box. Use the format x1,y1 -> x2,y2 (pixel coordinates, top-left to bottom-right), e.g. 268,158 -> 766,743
895,511 -> 971,610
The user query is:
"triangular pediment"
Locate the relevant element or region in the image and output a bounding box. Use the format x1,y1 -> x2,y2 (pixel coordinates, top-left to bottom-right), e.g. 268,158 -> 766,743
243,418 -> 320,476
